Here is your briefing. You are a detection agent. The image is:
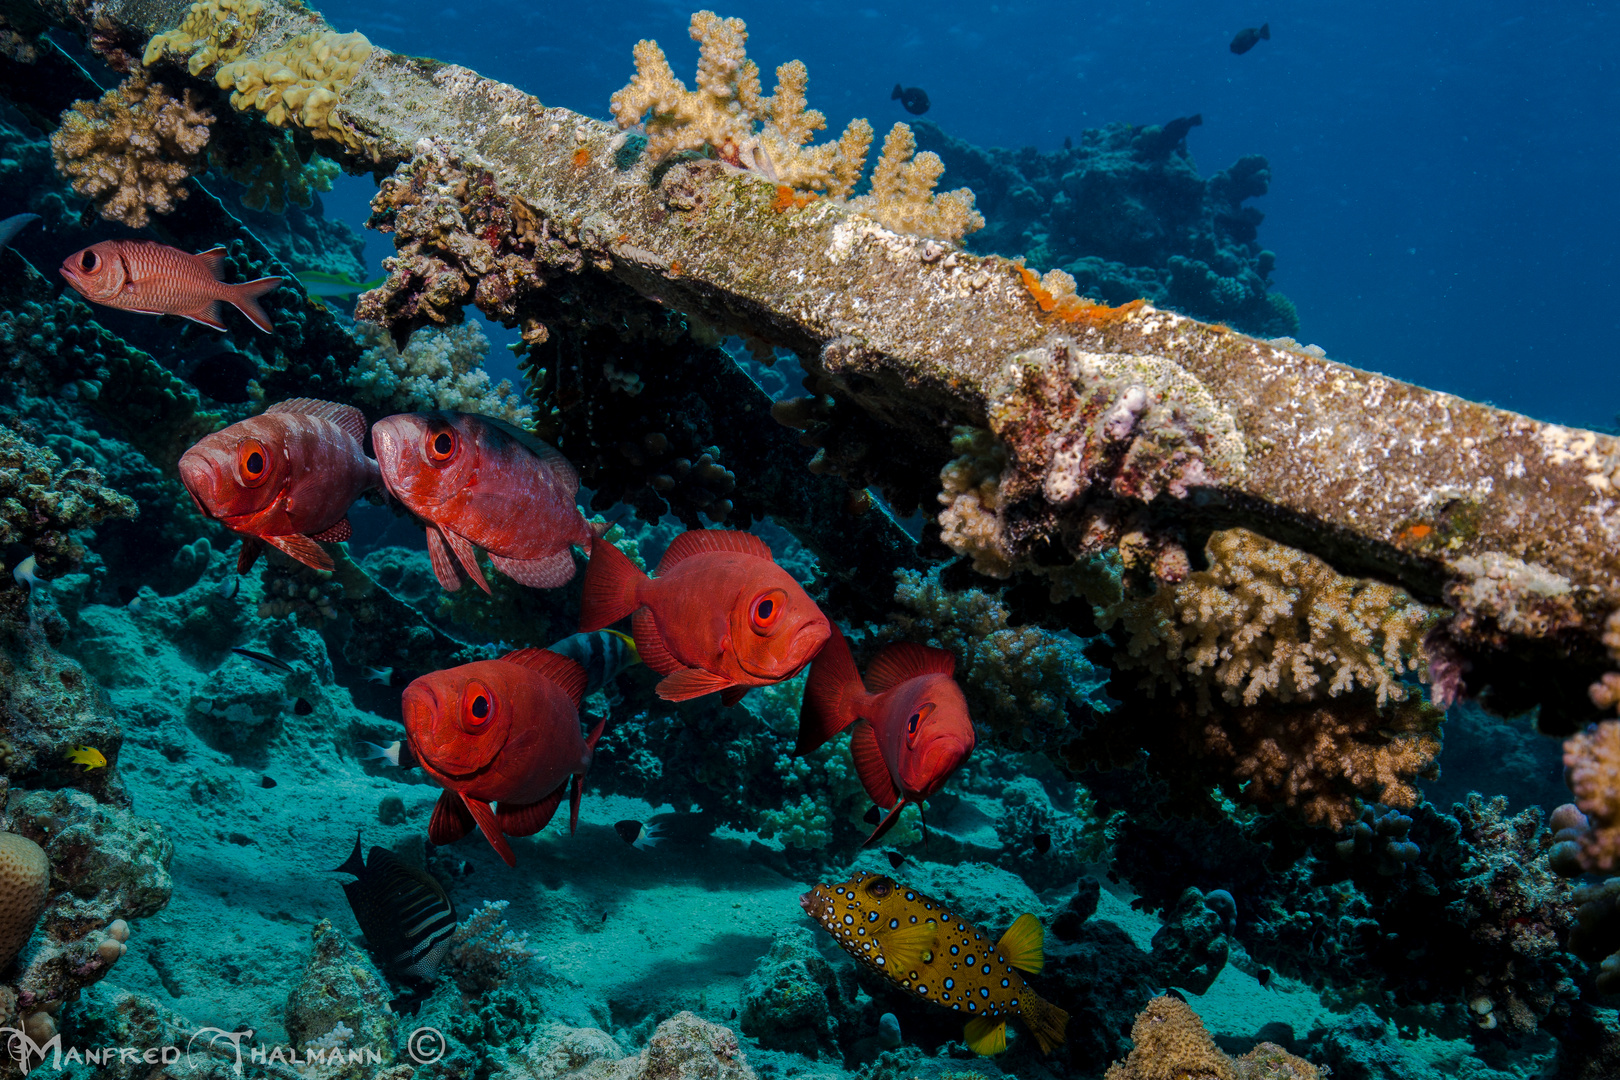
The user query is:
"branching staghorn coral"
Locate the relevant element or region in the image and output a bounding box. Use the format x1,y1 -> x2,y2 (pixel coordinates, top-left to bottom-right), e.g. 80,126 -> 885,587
215,29 -> 373,152
51,74 -> 213,228
849,122 -> 984,243
349,320 -> 534,426
610,11 -> 870,198
446,900 -> 537,993
142,0 -> 265,75
1105,527 -> 1439,713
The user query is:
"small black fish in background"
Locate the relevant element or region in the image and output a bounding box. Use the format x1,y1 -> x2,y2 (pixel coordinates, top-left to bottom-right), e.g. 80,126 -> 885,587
864,805 -> 882,826
293,697 -> 314,716
891,84 -> 930,115
1033,832 -> 1052,855
729,1007 -> 737,1020
231,646 -> 295,675
1230,23 -> 1270,54
1256,967 -> 1273,987
259,775 -> 277,789
331,835 -> 457,989
613,812 -> 715,850
885,850 -> 906,871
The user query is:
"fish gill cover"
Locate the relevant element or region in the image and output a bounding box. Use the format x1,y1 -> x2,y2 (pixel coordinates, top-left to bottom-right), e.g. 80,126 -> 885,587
0,2 -> 1613,1080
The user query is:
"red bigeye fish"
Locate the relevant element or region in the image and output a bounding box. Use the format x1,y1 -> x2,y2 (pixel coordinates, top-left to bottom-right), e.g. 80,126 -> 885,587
370,412 -> 594,593
797,625 -> 976,845
580,529 -> 831,706
178,398 -> 379,573
403,649 -> 606,867
60,241 -> 281,333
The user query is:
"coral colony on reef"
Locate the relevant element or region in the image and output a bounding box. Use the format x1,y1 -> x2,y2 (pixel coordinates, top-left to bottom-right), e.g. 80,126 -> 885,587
0,3 -> 1615,1080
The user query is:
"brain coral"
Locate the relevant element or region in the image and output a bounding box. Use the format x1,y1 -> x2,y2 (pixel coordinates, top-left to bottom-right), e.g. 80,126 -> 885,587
0,832 -> 49,974
50,74 -> 213,228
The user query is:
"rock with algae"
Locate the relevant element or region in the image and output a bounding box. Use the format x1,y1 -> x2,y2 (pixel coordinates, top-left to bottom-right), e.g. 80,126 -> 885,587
0,419 -> 136,578
50,73 -> 213,229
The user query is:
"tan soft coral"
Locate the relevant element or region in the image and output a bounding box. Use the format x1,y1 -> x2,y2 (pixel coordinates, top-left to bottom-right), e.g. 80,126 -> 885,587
1105,996 -> 1320,1080
1106,527 -> 1439,713
850,121 -> 985,243
215,30 -> 373,152
51,74 -> 213,228
1564,719 -> 1620,872
143,0 -> 264,75
610,11 -> 871,198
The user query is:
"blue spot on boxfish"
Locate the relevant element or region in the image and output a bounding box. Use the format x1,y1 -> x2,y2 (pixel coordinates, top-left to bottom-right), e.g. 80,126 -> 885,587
944,979 -> 954,989
980,987 -> 989,997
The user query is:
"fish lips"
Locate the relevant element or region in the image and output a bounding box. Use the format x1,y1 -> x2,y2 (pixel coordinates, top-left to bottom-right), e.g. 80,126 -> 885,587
178,442 -> 236,518
799,890 -> 818,916
743,616 -> 832,680
401,680 -> 498,775
902,734 -> 972,798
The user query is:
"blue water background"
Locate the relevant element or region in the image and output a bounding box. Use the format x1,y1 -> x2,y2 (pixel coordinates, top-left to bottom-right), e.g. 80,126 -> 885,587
320,1 -> 1620,431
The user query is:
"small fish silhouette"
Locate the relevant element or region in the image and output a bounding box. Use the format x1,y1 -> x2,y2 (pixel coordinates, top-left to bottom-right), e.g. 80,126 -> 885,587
1033,833 -> 1051,855
891,84 -> 930,115
1230,23 -> 1270,54
231,647 -> 295,674
0,213 -> 38,249
293,269 -> 385,298
886,850 -> 906,870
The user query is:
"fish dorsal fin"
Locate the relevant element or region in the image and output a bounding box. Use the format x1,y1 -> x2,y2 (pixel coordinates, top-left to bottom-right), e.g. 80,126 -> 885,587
879,918 -> 939,974
330,832 -> 367,877
479,416 -> 581,496
658,529 -> 773,573
195,246 -> 227,279
962,1016 -> 1008,1056
996,912 -> 1045,974
850,719 -> 900,808
500,648 -> 587,707
267,397 -> 367,443
864,641 -> 956,693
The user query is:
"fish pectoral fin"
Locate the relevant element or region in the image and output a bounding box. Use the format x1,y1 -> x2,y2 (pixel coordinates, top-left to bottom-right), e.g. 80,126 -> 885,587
863,797 -> 910,848
442,529 -> 490,594
236,536 -> 264,574
459,794 -> 516,866
425,527 -> 462,591
996,912 -> 1046,974
850,720 -> 901,808
179,301 -> 228,332
878,919 -> 939,973
263,532 -> 335,572
309,517 -> 351,542
720,685 -> 749,707
655,667 -> 736,702
428,790 -> 476,846
489,549 -> 577,589
631,609 -> 680,675
496,786 -> 565,838
962,1017 -> 1008,1057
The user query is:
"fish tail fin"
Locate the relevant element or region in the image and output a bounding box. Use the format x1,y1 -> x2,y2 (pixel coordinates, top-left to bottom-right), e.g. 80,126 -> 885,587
1259,22 -> 1270,38
795,624 -> 866,756
635,823 -> 662,850
228,276 -> 284,334
579,540 -> 648,631
962,1016 -> 1007,1056
892,83 -> 903,99
571,716 -> 608,836
863,796 -> 909,847
1019,990 -> 1070,1054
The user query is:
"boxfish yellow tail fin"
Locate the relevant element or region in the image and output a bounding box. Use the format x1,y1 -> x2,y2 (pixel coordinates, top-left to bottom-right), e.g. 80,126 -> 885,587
1019,990 -> 1070,1054
962,1016 -> 1007,1056
997,912 -> 1045,973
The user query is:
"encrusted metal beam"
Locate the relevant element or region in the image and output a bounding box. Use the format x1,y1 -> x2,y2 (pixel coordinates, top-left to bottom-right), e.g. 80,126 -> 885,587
40,0 -> 1620,705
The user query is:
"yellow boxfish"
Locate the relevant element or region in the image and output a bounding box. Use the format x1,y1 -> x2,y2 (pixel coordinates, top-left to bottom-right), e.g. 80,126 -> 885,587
801,871 -> 1069,1056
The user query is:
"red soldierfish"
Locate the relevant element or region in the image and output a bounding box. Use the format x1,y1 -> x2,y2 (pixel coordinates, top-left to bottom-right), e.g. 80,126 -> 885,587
403,648 -> 606,867
370,412 -> 594,593
797,625 -> 976,845
60,241 -> 281,333
580,529 -> 831,706
178,398 -> 379,573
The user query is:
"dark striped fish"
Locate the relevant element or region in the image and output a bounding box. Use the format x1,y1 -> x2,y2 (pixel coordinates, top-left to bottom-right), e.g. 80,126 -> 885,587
548,629 -> 641,693
331,836 -> 457,984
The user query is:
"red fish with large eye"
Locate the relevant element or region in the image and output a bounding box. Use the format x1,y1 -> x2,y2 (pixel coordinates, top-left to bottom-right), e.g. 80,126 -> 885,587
60,240 -> 281,332
402,648 -> 606,867
370,411 -> 594,593
178,398 -> 379,573
580,529 -> 831,706
796,624 -> 976,845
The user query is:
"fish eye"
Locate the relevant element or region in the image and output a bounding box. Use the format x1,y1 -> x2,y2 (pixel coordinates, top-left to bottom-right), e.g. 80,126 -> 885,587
461,681 -> 494,732
79,250 -> 98,272
905,702 -> 935,749
907,712 -> 920,733
749,589 -> 787,633
425,426 -> 458,465
237,439 -> 270,487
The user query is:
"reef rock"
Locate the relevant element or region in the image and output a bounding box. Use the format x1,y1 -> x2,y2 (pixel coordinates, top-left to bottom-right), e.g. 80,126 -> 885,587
739,925 -> 853,1057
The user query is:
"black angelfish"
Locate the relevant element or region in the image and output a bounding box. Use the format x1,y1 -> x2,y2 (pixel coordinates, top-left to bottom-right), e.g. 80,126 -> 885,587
1230,23 -> 1270,54
331,836 -> 458,986
892,84 -> 930,115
